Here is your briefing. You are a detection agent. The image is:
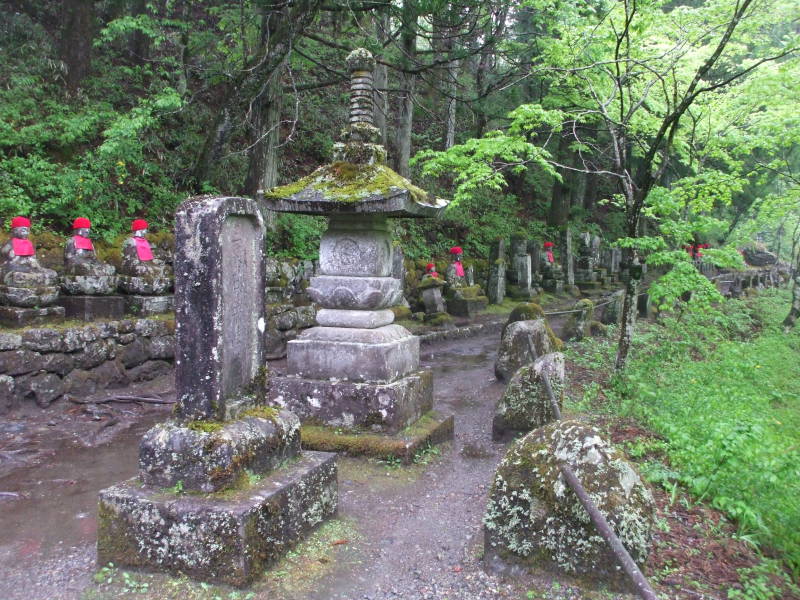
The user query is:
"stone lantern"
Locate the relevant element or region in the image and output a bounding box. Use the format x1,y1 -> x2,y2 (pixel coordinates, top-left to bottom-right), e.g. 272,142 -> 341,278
262,49 -> 451,445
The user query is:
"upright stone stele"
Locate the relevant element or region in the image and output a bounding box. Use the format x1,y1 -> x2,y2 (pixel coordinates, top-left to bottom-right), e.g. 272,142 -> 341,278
263,49 -> 453,452
97,196 -> 337,587
487,238 -> 507,304
508,236 -> 533,300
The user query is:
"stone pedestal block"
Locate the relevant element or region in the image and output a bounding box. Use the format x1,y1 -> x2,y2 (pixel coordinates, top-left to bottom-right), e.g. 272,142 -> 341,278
59,295 -> 124,320
421,286 -> 446,314
286,324 -> 418,383
118,276 -> 172,295
97,451 -> 337,587
138,411 -> 301,493
0,284 -> 59,307
0,305 -> 65,328
60,275 -> 118,296
270,369 -> 433,434
124,294 -> 174,315
448,296 -> 487,317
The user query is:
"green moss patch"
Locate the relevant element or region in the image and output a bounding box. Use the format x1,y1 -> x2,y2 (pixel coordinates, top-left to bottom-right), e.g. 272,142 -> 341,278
300,411 -> 453,463
265,162 -> 431,205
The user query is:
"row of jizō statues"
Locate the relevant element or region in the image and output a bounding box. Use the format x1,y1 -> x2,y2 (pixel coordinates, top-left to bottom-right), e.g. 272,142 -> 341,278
0,216 -> 173,311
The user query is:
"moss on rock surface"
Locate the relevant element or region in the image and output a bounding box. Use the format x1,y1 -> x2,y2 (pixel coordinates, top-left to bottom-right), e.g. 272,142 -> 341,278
492,352 -> 564,440
484,420 -> 655,584
503,303 -> 545,335
264,162 -> 430,205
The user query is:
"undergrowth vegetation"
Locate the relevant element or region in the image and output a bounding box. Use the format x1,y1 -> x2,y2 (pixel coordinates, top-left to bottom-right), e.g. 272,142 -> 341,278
568,289 -> 800,578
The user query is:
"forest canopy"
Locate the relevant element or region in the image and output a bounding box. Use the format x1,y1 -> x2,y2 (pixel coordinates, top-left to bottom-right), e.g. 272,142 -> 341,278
0,0 -> 797,259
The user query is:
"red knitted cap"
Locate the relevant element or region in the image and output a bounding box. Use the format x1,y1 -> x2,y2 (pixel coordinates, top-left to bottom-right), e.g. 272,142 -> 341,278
543,241 -> 555,248
72,217 -> 91,229
11,216 -> 30,228
131,219 -> 148,231
449,246 -> 463,255
426,263 -> 435,271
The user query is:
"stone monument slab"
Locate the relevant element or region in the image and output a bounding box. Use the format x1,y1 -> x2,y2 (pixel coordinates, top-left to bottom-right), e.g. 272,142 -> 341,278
173,196 -> 266,422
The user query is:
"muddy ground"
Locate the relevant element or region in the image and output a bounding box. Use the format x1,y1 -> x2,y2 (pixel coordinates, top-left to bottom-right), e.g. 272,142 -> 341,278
0,315 -> 789,600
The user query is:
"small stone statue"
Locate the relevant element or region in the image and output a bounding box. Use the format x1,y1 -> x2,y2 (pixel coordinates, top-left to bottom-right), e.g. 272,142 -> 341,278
0,216 -> 59,308
541,241 -> 565,293
61,217 -> 118,295
422,262 -> 440,281
445,246 -> 466,287
118,219 -> 172,295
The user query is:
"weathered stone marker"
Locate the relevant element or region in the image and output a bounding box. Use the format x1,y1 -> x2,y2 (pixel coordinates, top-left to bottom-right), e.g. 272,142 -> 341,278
97,195 -> 337,586
487,238 -> 507,304
263,49 -> 453,452
173,197 -> 266,421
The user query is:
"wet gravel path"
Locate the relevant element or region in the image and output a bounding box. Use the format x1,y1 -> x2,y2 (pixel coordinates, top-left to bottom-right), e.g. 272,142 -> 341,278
0,327 -> 633,600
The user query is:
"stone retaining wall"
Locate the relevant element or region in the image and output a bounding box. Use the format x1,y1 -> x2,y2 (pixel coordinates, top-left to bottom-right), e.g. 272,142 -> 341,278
0,317 -> 176,414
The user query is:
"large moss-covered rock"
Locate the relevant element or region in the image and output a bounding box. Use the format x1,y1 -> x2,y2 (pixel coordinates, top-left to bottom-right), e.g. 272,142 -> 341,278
484,420 -> 655,584
494,319 -> 562,382
492,352 -> 564,440
502,302 -> 545,337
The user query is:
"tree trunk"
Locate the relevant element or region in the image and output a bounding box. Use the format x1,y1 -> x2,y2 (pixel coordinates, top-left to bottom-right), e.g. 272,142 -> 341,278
394,0 -> 416,178
615,271 -> 639,370
784,252 -> 800,331
444,57 -> 459,149
128,0 -> 149,65
61,0 -> 95,92
243,67 -> 282,230
373,13 -> 389,147
547,137 -> 571,226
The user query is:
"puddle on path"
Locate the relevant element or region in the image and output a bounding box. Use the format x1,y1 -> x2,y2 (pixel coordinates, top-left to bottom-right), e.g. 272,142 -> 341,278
0,414 -> 164,568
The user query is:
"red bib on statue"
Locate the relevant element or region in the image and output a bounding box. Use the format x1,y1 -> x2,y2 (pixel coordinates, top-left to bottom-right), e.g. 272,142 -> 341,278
454,261 -> 465,277
11,238 -> 34,256
134,237 -> 153,261
546,250 -> 554,263
73,235 -> 94,251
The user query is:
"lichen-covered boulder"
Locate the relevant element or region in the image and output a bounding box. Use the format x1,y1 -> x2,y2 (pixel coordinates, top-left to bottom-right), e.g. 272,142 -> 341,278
492,352 -> 564,440
494,319 -> 561,382
564,298 -> 594,341
484,420 -> 655,584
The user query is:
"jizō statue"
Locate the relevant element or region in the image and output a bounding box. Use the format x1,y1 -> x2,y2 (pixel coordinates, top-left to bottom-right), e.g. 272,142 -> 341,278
445,246 -> 466,286
61,217 -> 118,295
118,219 -> 172,295
0,216 -> 59,307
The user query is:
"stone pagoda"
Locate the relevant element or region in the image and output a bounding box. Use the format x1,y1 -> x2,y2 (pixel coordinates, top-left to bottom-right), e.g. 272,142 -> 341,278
262,49 -> 452,456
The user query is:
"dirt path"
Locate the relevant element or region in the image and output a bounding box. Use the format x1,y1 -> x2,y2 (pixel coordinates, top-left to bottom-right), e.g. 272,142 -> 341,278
0,327 -> 636,600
